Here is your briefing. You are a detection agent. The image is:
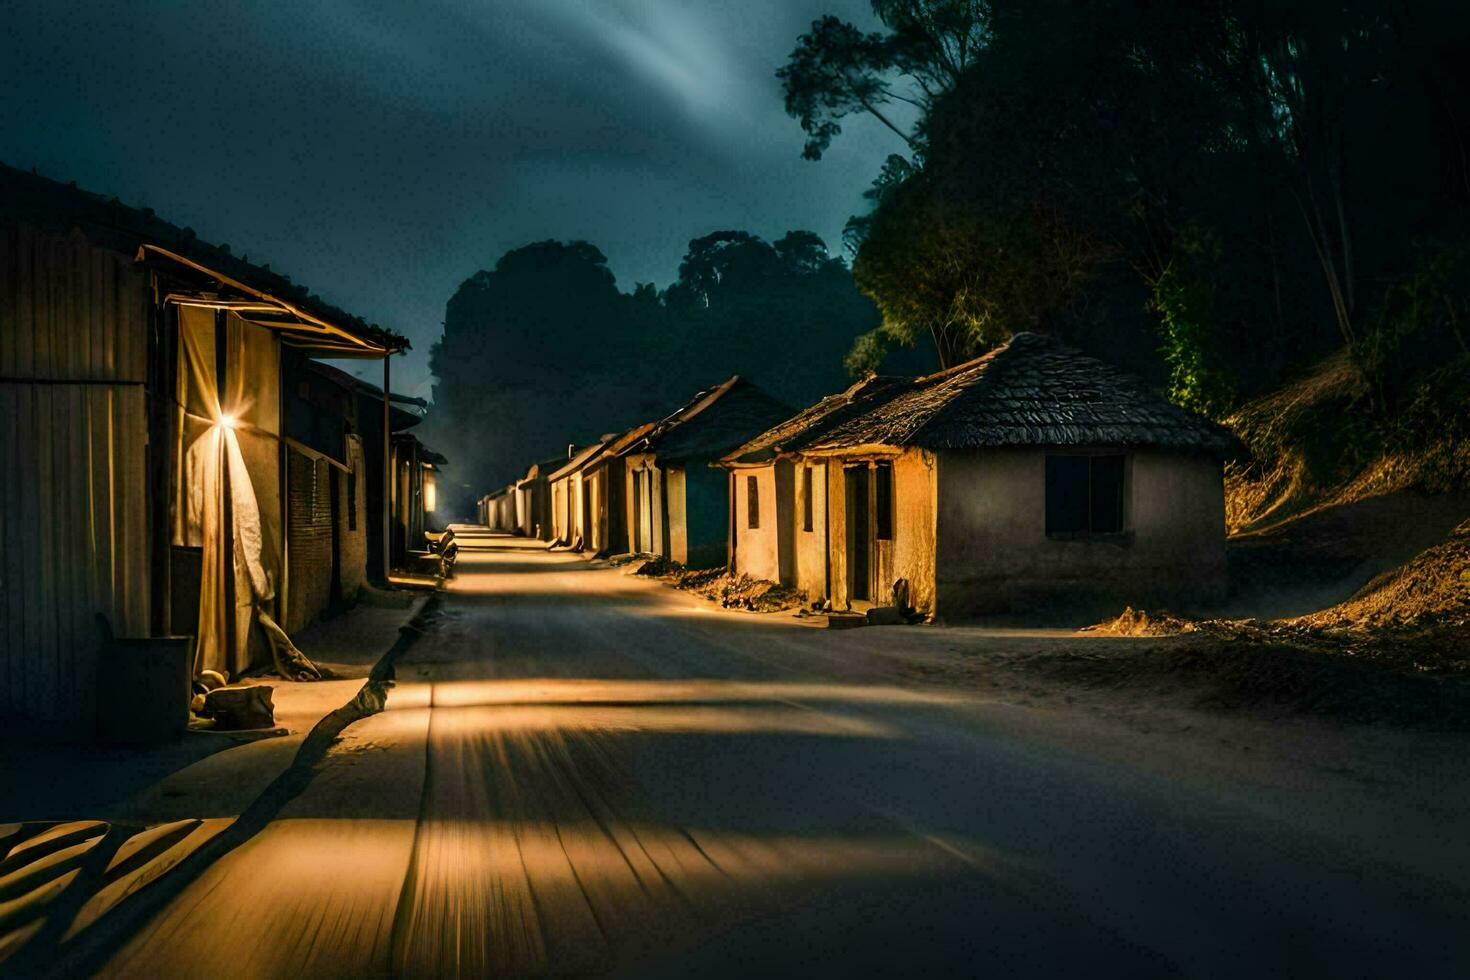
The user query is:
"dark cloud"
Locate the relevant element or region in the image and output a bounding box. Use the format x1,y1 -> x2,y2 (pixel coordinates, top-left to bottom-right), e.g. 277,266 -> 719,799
0,0 -> 906,399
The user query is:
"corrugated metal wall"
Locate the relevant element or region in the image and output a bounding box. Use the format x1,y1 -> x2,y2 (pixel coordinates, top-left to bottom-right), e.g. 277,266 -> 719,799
0,225 -> 151,725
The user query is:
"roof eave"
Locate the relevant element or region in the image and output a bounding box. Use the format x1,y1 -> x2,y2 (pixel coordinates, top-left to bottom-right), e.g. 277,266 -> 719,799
802,443 -> 906,458
139,243 -> 406,357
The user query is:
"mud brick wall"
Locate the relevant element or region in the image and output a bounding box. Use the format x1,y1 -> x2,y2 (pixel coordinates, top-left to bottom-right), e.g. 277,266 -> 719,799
287,450 -> 334,633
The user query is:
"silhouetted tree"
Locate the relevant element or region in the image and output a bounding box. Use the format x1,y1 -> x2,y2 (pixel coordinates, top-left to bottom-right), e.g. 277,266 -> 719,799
426,231 -> 931,507
785,0 -> 1470,416
777,2 -> 989,159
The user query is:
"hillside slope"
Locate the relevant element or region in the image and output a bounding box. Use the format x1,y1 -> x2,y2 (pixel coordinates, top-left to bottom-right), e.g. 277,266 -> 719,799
1220,352 -> 1470,628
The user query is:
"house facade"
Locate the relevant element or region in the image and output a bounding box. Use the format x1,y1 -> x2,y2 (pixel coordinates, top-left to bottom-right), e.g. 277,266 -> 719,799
802,333 -> 1233,620
514,456 -> 563,541
390,433 -> 446,571
483,485 -> 517,532
281,355 -> 369,632
581,424 -> 649,555
620,378 -> 789,568
548,439 -> 611,549
0,165 -> 409,728
721,376 -> 910,598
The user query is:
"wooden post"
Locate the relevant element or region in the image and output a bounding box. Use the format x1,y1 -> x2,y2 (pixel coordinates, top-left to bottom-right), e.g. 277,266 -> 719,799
382,353 -> 392,581
278,353 -> 289,628
216,311 -> 234,666
147,281 -> 173,637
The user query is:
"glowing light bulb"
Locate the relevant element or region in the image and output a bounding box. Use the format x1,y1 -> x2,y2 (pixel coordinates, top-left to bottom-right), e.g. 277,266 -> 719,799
219,414 -> 238,430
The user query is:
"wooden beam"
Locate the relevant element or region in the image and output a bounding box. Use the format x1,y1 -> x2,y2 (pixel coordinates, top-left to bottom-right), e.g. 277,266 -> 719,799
382,353 -> 392,582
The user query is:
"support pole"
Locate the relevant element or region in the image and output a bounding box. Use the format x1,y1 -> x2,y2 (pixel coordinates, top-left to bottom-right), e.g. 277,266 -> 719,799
382,353 -> 392,582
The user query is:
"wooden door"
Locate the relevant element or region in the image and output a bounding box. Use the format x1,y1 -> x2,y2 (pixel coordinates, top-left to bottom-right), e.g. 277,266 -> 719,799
844,465 -> 871,602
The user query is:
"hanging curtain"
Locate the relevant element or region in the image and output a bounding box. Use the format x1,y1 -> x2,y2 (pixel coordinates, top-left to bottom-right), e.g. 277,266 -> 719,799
173,306 -> 281,677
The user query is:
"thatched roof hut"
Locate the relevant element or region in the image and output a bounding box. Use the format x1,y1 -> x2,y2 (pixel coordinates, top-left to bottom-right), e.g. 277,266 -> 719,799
619,377 -> 790,567
723,332 -> 1233,622
808,333 -> 1236,455
725,374 -> 912,465
627,377 -> 792,463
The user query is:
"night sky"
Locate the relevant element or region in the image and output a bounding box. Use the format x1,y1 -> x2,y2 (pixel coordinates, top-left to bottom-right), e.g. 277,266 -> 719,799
0,0 -> 908,399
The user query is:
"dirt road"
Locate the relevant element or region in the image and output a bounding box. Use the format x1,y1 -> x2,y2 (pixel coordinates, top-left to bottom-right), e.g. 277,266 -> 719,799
100,532 -> 1470,977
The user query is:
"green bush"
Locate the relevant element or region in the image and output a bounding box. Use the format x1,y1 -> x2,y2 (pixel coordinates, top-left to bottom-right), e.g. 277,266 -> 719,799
1146,226 -> 1237,420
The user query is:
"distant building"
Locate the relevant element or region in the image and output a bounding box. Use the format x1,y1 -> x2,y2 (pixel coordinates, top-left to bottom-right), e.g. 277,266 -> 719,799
0,164 -> 412,728
724,333 -> 1234,620
391,432 -> 447,572
620,377 -> 790,568
547,438 -> 612,549
481,485 -> 518,532
514,455 -> 565,541
581,424 -> 653,556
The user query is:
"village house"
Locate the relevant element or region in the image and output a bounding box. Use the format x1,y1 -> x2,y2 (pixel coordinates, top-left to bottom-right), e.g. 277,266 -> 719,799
390,432 -> 447,575
547,437 -> 613,549
481,485 -> 518,532
620,378 -> 789,567
317,363 -> 437,586
280,356 -> 370,632
0,164 -> 413,731
788,332 -> 1234,620
282,359 -> 438,627
720,375 -> 911,596
581,423 -> 653,556
514,455 -> 564,541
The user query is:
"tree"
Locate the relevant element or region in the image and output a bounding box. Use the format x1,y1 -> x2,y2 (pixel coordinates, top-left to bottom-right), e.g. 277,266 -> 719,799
659,229 -> 914,399
777,2 -> 990,159
852,173 -> 1112,369
427,240 -> 655,499
427,231 -> 918,509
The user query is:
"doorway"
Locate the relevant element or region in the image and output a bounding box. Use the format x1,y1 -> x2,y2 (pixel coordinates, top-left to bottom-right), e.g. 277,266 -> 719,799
844,465 -> 870,602
631,471 -> 644,552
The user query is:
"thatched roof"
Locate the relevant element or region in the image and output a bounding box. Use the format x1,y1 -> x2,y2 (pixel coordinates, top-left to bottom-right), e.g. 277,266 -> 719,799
722,375 -> 912,465
624,377 -> 791,463
808,333 -> 1236,455
598,423 -> 655,459
546,421 -> 658,481
0,162 -> 408,353
520,454 -> 570,483
546,440 -> 609,483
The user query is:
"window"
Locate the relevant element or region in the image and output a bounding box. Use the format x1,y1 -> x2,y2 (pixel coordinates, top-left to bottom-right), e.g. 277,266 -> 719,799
1045,454 -> 1125,536
874,462 -> 893,540
746,475 -> 760,529
802,466 -> 814,532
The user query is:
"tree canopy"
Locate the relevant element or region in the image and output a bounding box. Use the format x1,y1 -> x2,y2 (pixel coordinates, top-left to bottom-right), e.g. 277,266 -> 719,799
783,0 -> 1470,419
426,231 -> 933,506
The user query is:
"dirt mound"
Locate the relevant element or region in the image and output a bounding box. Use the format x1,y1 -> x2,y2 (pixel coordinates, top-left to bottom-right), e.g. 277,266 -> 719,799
1225,350 -> 1470,537
1221,349 -> 1470,622
1224,352 -> 1366,534
625,556 -> 806,612
1297,519 -> 1470,630
670,569 -> 805,612
1084,607 -> 1200,636
630,555 -> 676,576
